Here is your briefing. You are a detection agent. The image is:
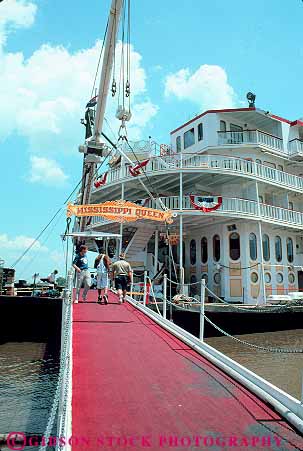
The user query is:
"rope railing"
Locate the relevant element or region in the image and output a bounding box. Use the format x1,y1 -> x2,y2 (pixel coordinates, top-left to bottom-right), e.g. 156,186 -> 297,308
39,269 -> 74,451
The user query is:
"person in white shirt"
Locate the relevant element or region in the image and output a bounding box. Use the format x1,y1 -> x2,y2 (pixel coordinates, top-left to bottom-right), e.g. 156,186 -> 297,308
94,250 -> 111,304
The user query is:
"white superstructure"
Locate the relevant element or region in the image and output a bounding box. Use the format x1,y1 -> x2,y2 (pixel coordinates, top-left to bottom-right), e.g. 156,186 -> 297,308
85,106 -> 303,304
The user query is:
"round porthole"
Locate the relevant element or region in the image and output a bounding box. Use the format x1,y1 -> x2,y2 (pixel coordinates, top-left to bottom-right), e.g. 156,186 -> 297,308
202,273 -> 208,285
276,273 -> 283,284
288,273 -> 295,284
251,272 -> 259,283
264,272 -> 271,284
214,273 -> 221,284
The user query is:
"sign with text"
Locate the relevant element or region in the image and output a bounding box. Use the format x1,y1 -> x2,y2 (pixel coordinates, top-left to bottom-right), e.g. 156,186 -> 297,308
67,200 -> 174,224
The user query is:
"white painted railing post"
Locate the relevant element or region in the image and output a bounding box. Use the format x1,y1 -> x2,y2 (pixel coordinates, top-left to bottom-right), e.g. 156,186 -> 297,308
143,270 -> 147,306
199,279 -> 206,342
163,273 -> 167,320
130,271 -> 133,299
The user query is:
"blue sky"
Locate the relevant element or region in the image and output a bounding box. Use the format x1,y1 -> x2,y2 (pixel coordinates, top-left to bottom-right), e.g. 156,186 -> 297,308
0,0 -> 303,282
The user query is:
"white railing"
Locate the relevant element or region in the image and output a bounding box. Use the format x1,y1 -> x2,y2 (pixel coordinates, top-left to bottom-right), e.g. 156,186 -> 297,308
143,196 -> 303,228
94,154 -> 303,194
288,139 -> 303,157
217,130 -> 284,153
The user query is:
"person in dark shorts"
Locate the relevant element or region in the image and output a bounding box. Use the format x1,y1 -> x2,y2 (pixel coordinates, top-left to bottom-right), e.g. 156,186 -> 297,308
111,253 -> 132,304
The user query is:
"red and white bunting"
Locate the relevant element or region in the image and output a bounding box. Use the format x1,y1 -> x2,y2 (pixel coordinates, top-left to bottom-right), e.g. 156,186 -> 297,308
129,159 -> 149,177
189,195 -> 222,212
94,172 -> 108,188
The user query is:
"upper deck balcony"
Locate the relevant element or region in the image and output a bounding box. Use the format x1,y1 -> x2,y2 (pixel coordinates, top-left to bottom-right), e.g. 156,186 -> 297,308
92,154 -> 303,197
288,139 -> 303,161
217,129 -> 284,154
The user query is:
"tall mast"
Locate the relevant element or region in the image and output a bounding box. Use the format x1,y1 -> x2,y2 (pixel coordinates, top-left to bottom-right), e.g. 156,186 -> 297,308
78,0 -> 123,234
93,0 -> 123,143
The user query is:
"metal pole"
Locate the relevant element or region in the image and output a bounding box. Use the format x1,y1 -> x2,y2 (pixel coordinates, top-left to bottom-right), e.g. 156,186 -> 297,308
163,274 -> 167,319
255,181 -> 266,305
179,169 -> 183,294
143,270 -> 147,306
130,270 -> 133,299
199,279 -> 206,342
154,229 -> 159,278
119,182 -> 125,255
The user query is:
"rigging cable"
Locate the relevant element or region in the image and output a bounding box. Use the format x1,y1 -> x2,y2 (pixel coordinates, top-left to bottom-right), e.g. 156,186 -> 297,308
11,144 -> 115,269
90,19 -> 109,99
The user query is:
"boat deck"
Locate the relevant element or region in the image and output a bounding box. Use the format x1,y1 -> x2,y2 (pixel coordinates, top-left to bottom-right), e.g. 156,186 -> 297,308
72,290 -> 303,450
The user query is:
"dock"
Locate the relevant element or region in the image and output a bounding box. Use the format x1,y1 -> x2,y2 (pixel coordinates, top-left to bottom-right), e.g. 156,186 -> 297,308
70,290 -> 303,450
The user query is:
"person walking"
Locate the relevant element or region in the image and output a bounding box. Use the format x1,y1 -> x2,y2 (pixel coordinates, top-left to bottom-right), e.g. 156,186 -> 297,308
94,250 -> 111,304
111,253 -> 132,304
73,245 -> 91,303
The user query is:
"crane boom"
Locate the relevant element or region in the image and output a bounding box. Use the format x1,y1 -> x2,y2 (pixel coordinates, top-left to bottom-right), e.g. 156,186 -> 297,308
78,0 -> 123,235
93,0 -> 124,142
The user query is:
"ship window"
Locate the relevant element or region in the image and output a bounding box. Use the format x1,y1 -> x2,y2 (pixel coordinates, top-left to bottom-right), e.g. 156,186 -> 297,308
198,123 -> 203,141
202,273 -> 208,285
287,238 -> 294,263
184,128 -> 195,149
201,237 -> 208,263
277,165 -> 283,172
256,159 -> 262,165
229,232 -> 240,260
276,273 -> 283,284
288,273 -> 295,284
251,272 -> 258,283
190,239 -> 196,265
213,235 -> 220,262
214,273 -> 221,284
176,136 -> 181,153
288,201 -> 294,210
265,272 -> 271,284
249,233 -> 257,261
275,236 -> 282,262
220,120 -> 226,132
262,234 -> 270,261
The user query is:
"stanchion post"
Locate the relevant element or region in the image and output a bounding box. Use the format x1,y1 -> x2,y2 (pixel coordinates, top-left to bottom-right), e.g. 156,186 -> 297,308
130,271 -> 133,299
199,279 -> 206,342
143,270 -> 147,307
180,266 -> 184,295
163,274 -> 167,319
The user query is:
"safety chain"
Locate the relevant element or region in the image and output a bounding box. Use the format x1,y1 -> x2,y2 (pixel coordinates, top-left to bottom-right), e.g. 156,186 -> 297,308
164,298 -> 303,353
203,314 -> 303,354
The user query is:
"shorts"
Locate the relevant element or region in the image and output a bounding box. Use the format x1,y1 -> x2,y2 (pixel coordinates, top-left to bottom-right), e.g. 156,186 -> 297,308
97,273 -> 108,289
115,275 -> 128,291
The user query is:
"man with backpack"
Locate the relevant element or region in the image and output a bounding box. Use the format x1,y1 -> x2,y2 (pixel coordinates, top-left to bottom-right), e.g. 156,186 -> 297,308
94,249 -> 111,304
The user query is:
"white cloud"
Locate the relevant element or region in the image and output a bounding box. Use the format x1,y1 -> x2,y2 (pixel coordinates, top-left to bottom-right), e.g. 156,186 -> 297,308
28,156 -> 68,186
0,2 -> 158,153
0,0 -> 36,46
164,64 -> 237,109
0,233 -> 48,252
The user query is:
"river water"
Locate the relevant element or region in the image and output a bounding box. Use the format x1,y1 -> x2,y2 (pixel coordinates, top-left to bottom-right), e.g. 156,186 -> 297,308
206,329 -> 303,400
0,341 -> 59,450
